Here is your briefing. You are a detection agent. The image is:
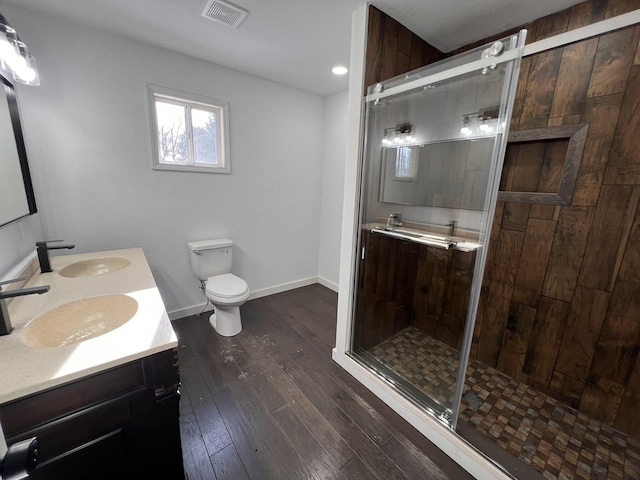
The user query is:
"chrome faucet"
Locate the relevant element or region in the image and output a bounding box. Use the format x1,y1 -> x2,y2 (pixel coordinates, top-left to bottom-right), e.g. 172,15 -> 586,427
36,240 -> 75,273
387,213 -> 403,228
447,220 -> 457,237
0,277 -> 50,336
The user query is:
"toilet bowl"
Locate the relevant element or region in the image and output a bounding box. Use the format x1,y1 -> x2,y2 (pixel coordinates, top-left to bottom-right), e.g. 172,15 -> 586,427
187,239 -> 250,337
205,273 -> 250,336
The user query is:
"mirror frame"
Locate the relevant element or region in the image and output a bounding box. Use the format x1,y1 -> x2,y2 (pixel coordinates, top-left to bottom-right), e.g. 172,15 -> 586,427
0,72 -> 37,228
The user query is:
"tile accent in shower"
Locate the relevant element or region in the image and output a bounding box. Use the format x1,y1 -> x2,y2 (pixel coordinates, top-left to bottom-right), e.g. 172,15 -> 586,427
371,326 -> 460,406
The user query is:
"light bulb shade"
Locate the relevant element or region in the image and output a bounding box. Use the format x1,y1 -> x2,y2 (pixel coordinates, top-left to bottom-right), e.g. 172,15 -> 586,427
14,51 -> 39,85
0,23 -> 19,74
6,40 -> 27,71
0,20 -> 39,86
0,23 -> 17,49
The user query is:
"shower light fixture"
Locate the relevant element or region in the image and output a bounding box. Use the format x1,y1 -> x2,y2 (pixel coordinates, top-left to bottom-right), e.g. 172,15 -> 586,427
0,13 -> 39,86
382,124 -> 415,146
332,65 -> 348,75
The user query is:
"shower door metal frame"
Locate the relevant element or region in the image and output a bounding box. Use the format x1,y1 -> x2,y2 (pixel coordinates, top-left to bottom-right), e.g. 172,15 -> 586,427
449,31 -> 527,429
348,30 -> 527,430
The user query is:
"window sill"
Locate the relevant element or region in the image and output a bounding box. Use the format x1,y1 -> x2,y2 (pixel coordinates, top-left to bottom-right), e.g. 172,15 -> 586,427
152,164 -> 231,174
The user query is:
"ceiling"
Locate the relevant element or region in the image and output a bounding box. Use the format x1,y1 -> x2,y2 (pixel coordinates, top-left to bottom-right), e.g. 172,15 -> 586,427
4,0 -> 586,97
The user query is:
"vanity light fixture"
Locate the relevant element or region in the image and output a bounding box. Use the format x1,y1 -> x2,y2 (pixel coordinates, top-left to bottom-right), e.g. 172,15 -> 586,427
382,123 -> 415,146
460,107 -> 500,136
479,118 -> 493,133
0,13 -> 39,86
461,115 -> 473,136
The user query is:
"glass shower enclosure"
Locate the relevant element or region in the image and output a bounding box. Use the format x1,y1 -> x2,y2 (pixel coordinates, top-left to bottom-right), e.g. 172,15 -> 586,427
348,32 -> 526,430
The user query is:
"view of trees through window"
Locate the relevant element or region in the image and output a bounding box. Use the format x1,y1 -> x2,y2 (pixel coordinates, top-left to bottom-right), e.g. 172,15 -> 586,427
149,84 -> 229,173
156,101 -> 219,166
192,108 -> 218,165
156,101 -> 186,163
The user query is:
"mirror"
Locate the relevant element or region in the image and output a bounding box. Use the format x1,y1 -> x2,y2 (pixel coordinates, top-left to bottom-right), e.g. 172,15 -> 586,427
379,137 -> 495,211
0,72 -> 37,228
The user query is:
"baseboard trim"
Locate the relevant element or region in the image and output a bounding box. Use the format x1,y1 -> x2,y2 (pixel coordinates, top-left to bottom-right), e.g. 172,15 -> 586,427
168,276 -> 319,321
168,303 -> 213,321
248,276 -> 318,300
317,276 -> 339,292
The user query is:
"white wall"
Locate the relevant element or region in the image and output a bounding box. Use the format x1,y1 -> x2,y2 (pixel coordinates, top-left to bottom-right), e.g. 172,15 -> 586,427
3,4 -> 329,317
317,90 -> 348,291
0,215 -> 43,277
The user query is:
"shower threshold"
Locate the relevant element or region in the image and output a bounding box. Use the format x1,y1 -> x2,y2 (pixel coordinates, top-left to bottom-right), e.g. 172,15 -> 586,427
350,347 -> 453,424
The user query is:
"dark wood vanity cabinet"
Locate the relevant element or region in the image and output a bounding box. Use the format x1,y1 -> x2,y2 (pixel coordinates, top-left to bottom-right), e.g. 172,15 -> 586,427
0,349 -> 184,479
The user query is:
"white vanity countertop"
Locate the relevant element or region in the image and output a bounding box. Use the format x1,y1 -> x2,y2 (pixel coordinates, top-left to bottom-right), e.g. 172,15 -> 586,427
0,248 -> 178,404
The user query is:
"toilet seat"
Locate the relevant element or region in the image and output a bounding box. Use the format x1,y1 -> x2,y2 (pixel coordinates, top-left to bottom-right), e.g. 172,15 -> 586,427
206,273 -> 250,304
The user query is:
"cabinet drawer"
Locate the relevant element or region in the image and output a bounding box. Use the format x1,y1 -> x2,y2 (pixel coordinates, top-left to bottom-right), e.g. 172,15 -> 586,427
12,394 -> 136,463
0,361 -> 144,435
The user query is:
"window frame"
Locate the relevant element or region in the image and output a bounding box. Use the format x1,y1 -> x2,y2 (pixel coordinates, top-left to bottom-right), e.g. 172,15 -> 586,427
147,83 -> 231,174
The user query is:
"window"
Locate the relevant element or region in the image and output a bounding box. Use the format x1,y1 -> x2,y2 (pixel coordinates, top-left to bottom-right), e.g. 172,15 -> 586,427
147,84 -> 230,173
394,146 -> 418,180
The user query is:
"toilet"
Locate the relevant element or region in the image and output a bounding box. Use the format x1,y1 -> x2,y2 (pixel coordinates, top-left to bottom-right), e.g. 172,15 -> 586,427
187,239 -> 250,336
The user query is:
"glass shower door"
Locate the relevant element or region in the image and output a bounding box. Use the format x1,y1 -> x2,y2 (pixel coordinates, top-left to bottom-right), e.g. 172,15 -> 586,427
348,32 -> 526,426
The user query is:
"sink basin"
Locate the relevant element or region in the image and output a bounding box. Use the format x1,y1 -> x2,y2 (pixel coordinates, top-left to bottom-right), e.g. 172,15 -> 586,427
21,295 -> 138,348
58,257 -> 130,278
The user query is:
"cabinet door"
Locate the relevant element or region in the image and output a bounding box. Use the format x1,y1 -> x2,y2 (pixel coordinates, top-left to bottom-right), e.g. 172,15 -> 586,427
12,392 -> 143,479
31,428 -> 129,480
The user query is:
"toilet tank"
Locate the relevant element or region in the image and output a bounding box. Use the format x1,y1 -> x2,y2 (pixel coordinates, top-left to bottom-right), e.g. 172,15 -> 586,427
187,239 -> 234,281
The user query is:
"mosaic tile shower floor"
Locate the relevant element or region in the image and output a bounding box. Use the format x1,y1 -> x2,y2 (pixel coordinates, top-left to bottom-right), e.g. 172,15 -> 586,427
370,326 -> 640,480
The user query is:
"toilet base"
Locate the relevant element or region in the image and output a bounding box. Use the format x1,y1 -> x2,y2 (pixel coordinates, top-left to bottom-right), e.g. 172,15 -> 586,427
209,306 -> 242,337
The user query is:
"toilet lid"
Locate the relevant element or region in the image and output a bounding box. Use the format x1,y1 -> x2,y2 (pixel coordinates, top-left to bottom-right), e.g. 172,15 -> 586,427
206,273 -> 249,298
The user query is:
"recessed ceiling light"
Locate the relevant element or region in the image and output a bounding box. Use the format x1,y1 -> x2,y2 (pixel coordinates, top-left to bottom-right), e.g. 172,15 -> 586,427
332,66 -> 348,75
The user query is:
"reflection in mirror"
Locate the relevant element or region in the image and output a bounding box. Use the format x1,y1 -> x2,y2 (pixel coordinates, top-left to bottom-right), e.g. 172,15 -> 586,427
0,72 -> 37,228
379,137 -> 494,211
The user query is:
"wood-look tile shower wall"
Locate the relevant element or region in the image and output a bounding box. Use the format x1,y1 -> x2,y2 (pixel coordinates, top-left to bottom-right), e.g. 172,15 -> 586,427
468,0 -> 640,437
362,0 -> 640,437
363,6 -> 444,94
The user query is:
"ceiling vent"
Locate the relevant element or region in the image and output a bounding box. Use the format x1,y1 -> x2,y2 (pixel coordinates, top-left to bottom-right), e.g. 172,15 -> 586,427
201,0 -> 249,28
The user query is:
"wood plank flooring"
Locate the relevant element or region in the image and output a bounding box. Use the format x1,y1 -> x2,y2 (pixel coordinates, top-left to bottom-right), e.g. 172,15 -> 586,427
173,284 -> 473,480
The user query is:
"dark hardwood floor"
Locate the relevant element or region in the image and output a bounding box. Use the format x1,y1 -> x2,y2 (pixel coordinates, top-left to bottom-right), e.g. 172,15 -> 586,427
173,284 -> 474,480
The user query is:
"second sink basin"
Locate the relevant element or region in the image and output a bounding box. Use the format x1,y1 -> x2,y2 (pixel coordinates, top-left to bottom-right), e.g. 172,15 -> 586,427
58,257 -> 131,278
21,294 -> 138,348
